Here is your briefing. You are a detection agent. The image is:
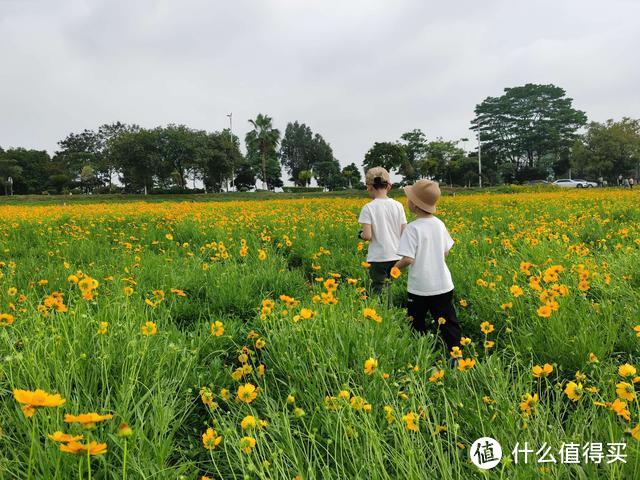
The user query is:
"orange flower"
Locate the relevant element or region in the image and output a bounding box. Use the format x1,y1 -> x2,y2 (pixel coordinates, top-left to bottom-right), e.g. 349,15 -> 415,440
64,412 -> 113,429
390,267 -> 401,279
13,389 -> 66,415
60,441 -> 107,455
532,364 -> 553,378
0,313 -> 14,327
210,321 -> 224,337
48,431 -> 84,443
537,305 -> 552,318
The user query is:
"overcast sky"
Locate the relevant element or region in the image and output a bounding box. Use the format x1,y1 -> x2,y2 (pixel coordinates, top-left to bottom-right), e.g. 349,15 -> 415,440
1,0 -> 639,172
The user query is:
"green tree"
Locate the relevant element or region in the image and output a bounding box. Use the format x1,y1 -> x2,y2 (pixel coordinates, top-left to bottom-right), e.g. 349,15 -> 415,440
246,114 -> 281,190
0,148 -> 52,194
298,170 -> 313,187
234,158 -> 256,191
399,129 -> 428,181
363,142 -> 407,174
341,163 -> 361,189
421,139 -> 466,181
570,118 -> 640,181
471,84 -> 587,180
280,122 -> 315,186
110,129 -> 158,193
193,130 -> 243,192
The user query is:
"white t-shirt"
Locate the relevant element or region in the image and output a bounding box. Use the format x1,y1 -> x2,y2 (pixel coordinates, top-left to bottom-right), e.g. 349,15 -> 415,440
397,216 -> 455,296
358,198 -> 407,262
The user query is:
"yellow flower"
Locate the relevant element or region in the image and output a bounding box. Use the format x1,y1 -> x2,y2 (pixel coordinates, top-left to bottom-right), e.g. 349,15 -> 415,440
634,325 -> 640,337
519,393 -> 538,417
239,436 -> 256,454
480,321 -> 494,334
123,286 -> 134,296
363,308 -> 382,323
361,262 -> 371,268
457,358 -> 476,372
428,369 -> 445,383
258,249 -> 267,261
390,267 -> 401,279
588,352 -> 599,363
510,285 -> 524,297
616,382 -> 636,402
13,389 -> 66,414
564,381 -> 583,402
459,299 -> 468,307
460,337 -> 471,346
96,321 -> 108,335
537,305 -> 552,318
0,313 -> 15,327
64,412 -> 113,429
141,321 -> 157,336
628,424 -> 640,441
449,346 -> 462,359
402,411 -> 419,432
532,364 -> 553,378
165,233 -> 173,241
60,441 -> 107,456
210,321 -> 224,337
202,427 -> 222,450
611,398 -> 631,421
619,364 -> 637,378
48,431 -> 84,443
237,383 -> 258,403
364,357 -> 378,375
241,415 -> 257,430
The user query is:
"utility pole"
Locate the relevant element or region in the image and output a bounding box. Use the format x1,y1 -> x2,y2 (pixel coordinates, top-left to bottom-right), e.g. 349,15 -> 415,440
227,112 -> 234,192
8,176 -> 13,196
477,128 -> 482,189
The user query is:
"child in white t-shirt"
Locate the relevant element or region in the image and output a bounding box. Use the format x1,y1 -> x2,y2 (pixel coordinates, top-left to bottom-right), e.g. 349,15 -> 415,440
358,167 -> 407,297
393,179 -> 462,352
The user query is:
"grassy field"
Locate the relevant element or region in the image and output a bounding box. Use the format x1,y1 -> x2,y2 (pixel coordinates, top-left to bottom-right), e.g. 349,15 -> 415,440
1,188 -> 639,479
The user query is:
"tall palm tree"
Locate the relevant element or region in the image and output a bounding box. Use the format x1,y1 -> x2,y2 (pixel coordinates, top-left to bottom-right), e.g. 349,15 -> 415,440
245,114 -> 280,189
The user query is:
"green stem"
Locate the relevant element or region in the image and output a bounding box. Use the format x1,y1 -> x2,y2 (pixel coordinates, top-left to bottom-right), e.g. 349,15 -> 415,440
87,446 -> 91,480
86,430 -> 92,480
27,414 -> 36,480
122,440 -> 127,480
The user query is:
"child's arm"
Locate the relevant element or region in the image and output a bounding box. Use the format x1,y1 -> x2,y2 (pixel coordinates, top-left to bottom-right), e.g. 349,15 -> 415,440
394,256 -> 413,270
359,223 -> 372,241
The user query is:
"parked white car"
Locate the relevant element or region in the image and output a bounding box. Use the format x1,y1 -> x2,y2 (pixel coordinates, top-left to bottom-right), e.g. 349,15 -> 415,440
552,179 -> 598,188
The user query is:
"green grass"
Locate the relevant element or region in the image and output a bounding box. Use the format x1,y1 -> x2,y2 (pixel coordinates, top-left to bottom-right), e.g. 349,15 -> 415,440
0,188 -> 639,479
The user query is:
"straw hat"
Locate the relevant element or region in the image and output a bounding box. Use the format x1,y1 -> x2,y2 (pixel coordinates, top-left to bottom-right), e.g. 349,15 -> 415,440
365,167 -> 391,186
403,179 -> 441,213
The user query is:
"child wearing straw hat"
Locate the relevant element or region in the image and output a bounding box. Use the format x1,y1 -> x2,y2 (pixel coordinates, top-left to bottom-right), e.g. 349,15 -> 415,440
358,167 -> 407,298
393,179 -> 462,353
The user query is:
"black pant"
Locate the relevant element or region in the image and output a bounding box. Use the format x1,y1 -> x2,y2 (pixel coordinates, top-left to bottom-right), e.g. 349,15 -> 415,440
407,290 -> 462,351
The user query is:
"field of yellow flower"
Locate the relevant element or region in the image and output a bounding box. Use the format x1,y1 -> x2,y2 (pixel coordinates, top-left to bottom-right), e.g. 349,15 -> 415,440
1,188 -> 639,479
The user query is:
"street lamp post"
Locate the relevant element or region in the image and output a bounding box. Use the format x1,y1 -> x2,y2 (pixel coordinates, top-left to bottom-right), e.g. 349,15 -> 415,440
227,113 -> 234,192
477,128 -> 482,189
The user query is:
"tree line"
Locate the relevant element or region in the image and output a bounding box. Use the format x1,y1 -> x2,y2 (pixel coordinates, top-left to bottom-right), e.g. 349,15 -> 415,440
1,83 -> 639,195
0,116 -> 360,195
